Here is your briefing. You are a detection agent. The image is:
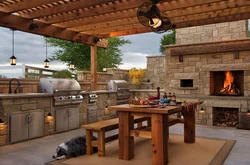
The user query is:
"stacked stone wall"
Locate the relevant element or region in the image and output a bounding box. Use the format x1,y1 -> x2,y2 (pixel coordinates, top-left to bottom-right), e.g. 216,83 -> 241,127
176,20 -> 248,45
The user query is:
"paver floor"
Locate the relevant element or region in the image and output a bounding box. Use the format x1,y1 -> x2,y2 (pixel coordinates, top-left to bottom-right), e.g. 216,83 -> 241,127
0,124 -> 249,165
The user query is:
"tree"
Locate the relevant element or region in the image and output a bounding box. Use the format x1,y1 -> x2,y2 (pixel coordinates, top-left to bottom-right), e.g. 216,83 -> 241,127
159,30 -> 176,55
46,37 -> 131,71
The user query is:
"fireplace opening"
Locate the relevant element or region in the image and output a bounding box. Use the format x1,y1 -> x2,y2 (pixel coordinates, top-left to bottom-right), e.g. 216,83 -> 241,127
213,107 -> 239,127
210,71 -> 243,96
180,79 -> 193,87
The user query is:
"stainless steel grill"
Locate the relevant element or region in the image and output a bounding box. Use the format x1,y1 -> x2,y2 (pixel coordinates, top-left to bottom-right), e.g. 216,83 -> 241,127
108,80 -> 130,105
38,78 -> 84,106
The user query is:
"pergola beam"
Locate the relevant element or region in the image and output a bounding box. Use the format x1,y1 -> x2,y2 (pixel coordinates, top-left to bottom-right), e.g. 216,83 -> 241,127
0,11 -> 108,48
0,0 -> 60,13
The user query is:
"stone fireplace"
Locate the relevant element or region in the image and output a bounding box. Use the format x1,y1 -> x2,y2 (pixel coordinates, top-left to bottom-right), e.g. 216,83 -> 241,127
164,39 -> 250,128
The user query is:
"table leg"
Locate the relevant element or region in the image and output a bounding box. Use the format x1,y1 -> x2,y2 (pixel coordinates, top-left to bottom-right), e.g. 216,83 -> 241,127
86,129 -> 93,155
152,114 -> 168,165
118,112 -> 134,160
184,108 -> 195,143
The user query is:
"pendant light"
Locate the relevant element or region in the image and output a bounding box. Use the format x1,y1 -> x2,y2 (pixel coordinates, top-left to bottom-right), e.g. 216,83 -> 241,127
69,63 -> 75,70
10,29 -> 16,65
44,37 -> 49,68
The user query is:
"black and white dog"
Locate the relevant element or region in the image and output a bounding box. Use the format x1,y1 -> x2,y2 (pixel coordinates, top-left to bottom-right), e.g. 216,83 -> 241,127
53,136 -> 98,160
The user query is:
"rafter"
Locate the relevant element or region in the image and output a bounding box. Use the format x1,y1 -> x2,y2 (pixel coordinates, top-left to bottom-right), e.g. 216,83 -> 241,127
19,0 -> 119,19
41,0 -> 224,24
0,0 -> 60,13
99,12 -> 250,38
0,11 -> 108,48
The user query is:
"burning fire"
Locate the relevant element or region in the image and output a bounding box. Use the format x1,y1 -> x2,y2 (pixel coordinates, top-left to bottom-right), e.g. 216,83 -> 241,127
219,71 -> 240,95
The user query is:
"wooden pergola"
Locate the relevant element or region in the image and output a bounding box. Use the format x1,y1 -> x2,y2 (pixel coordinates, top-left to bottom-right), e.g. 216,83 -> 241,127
0,0 -> 250,90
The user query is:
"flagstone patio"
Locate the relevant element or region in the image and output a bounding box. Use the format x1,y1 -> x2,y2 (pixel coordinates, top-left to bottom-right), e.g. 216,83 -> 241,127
0,124 -> 249,165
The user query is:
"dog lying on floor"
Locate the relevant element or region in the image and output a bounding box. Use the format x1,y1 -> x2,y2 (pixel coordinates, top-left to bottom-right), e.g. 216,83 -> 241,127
52,136 -> 98,160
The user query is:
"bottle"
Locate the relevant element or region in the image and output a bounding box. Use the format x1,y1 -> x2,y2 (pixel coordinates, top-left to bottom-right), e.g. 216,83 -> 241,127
172,93 -> 176,103
167,92 -> 172,100
156,87 -> 160,99
163,92 -> 167,98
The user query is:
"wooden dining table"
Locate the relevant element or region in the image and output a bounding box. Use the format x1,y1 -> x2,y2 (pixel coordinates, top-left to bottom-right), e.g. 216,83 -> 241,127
108,102 -> 199,165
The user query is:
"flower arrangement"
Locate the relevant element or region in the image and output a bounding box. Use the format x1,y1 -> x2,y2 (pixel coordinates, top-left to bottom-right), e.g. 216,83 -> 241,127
128,68 -> 146,84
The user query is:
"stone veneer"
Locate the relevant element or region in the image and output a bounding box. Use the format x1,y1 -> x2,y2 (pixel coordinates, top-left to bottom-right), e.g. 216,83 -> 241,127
144,56 -> 166,89
79,92 -> 117,125
176,20 -> 248,45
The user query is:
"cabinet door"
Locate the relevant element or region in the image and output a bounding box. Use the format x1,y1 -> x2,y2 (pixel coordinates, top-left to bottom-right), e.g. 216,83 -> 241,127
56,109 -> 69,133
9,113 -> 29,143
68,107 -> 79,130
28,110 -> 45,139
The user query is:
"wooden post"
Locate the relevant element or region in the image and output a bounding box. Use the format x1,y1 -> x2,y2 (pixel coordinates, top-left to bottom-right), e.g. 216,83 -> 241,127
184,108 -> 196,143
90,45 -> 97,90
151,114 -> 168,165
118,112 -> 134,160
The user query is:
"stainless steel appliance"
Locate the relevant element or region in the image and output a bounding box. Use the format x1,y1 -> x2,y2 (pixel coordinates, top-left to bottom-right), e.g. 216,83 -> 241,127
38,78 -> 83,133
9,110 -> 44,143
108,80 -> 131,105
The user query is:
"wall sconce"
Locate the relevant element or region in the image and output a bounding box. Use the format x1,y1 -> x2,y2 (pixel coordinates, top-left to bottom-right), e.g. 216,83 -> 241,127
93,36 -> 102,43
103,67 -> 107,72
47,112 -> 53,120
0,118 -> 4,125
199,107 -> 206,113
104,104 -> 109,114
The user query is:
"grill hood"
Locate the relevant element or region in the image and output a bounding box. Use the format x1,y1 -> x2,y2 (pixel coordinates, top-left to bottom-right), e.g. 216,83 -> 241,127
108,80 -> 129,91
38,78 -> 82,95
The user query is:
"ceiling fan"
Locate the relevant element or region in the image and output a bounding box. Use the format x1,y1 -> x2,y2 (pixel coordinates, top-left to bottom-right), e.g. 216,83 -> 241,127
136,0 -> 175,34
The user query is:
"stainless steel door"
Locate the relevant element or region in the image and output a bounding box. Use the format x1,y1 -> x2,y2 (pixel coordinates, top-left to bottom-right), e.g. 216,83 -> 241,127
9,112 -> 29,143
28,110 -> 44,139
56,109 -> 69,133
68,107 -> 79,130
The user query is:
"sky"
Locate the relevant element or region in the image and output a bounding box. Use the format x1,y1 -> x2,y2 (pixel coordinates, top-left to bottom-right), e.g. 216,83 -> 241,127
0,27 -> 165,78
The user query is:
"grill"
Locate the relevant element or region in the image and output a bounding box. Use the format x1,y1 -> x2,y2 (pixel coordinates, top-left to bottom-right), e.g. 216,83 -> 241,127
108,80 -> 130,105
38,78 -> 83,133
38,78 -> 83,106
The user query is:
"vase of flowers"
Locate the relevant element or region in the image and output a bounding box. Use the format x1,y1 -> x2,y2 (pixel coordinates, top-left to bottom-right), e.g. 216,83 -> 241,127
128,68 -> 146,85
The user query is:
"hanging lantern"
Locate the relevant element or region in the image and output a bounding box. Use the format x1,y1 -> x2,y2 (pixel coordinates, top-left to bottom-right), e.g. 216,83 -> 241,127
44,37 -> 49,68
10,55 -> 16,65
44,59 -> 49,68
69,63 -> 75,69
103,67 -> 107,72
10,29 -> 17,65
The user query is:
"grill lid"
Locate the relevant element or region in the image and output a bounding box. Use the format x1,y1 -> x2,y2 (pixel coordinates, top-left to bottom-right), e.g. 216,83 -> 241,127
38,78 -> 82,95
108,80 -> 129,91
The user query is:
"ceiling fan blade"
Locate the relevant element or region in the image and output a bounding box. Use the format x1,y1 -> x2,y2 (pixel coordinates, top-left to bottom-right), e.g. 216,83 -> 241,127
138,10 -> 152,19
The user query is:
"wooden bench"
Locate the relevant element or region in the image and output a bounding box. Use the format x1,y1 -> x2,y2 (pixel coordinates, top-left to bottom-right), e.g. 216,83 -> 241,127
81,116 -> 183,157
81,116 -> 150,157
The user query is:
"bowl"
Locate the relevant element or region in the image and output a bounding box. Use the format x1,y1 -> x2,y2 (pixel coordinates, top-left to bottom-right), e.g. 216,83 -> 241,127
160,98 -> 170,103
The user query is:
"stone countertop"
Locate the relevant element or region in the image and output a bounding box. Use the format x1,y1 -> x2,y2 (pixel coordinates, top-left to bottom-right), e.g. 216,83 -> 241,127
0,93 -> 53,99
80,90 -> 117,95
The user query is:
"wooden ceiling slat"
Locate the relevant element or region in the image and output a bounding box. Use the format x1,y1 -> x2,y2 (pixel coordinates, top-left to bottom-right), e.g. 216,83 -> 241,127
42,0 -> 224,25
0,0 -> 60,13
0,11 -> 108,48
64,0 -> 250,32
38,0 -> 175,24
99,12 -> 250,38
19,0 -> 119,19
